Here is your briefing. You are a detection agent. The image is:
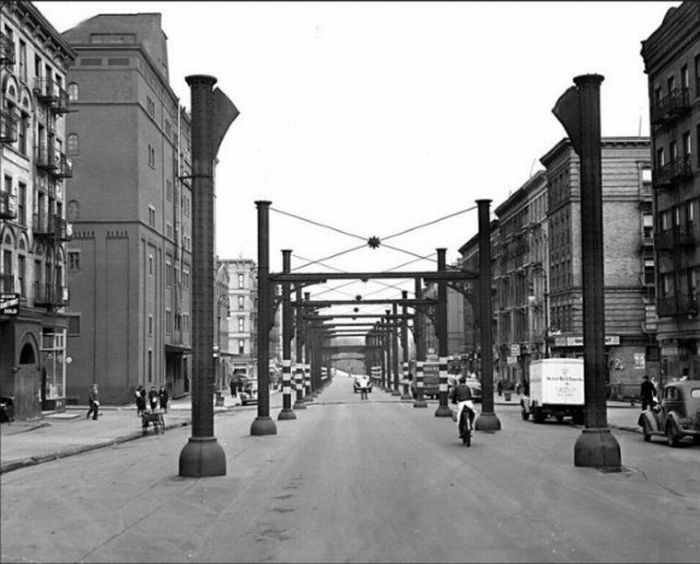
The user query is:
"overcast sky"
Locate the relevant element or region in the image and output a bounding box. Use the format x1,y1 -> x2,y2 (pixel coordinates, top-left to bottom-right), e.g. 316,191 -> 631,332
35,1 -> 677,318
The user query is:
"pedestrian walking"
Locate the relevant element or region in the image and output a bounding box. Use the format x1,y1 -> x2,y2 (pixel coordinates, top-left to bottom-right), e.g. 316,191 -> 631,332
640,375 -> 657,411
359,375 -> 370,400
230,373 -> 242,398
497,379 -> 503,397
158,385 -> 169,413
86,384 -> 100,421
135,385 -> 144,417
148,386 -> 159,412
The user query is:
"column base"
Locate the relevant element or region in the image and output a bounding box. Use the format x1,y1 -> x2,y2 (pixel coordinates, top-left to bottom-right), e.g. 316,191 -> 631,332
250,416 -> 277,435
474,411 -> 501,431
391,389 -> 402,396
574,428 -> 622,470
278,408 -> 297,420
435,405 -> 452,417
178,436 -> 226,477
401,392 -> 412,400
293,399 -> 307,410
413,399 -> 428,408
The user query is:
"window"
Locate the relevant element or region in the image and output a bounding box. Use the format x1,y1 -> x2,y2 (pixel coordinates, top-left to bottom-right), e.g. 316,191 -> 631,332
18,183 -> 26,226
148,145 -> 155,168
641,167 -> 652,184
238,273 -> 244,289
17,255 -> 25,297
166,223 -> 173,239
148,253 -> 153,275
644,259 -> 655,285
68,83 -> 78,101
183,269 -> 190,290
668,75 -> 676,94
148,206 -> 156,227
654,86 -> 662,103
670,140 -> 678,163
68,315 -> 81,336
165,259 -> 172,287
17,112 -> 27,155
238,295 -> 244,310
148,315 -> 153,337
683,131 -> 691,159
68,251 -> 80,270
687,201 -> 694,224
165,308 -> 172,335
682,65 -> 689,90
656,147 -> 665,168
166,179 -> 172,201
238,339 -> 245,355
67,133 -> 79,155
661,210 -> 671,231
238,317 -> 244,332
642,212 -> 653,238
18,39 -> 26,82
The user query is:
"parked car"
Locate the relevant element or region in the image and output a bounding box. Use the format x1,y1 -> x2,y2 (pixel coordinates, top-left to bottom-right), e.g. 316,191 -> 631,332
638,380 -> 700,446
239,380 -> 258,406
353,375 -> 372,393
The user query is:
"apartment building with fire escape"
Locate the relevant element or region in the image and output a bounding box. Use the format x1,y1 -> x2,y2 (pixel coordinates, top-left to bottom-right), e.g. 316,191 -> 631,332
0,0 -> 75,419
61,13 -> 194,404
642,0 -> 700,383
539,136 -> 656,396
492,171 -> 549,386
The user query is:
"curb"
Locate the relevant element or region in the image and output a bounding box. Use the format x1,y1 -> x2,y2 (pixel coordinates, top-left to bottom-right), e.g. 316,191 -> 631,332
0,419 -> 191,475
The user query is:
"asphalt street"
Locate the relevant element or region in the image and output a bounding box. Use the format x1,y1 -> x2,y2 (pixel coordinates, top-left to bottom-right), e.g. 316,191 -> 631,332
1,379 -> 698,563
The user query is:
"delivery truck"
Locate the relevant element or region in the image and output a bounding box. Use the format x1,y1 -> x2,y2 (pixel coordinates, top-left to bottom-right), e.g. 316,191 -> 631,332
521,358 -> 585,424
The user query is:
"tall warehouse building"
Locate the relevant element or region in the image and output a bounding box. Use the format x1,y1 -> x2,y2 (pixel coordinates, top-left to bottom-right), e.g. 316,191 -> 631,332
61,13 -> 194,404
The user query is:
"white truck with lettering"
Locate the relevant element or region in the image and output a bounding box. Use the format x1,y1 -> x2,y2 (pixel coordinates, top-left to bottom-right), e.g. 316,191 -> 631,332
521,358 -> 585,424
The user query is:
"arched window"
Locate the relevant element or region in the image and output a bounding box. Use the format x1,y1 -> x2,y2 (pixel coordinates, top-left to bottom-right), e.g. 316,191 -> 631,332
68,83 -> 79,101
67,133 -> 79,155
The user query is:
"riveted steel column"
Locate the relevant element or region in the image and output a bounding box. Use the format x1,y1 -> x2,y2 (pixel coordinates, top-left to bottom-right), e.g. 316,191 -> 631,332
250,201 -> 277,436
303,293 -> 314,402
414,278 -> 428,407
570,74 -> 621,469
179,74 -> 237,477
435,249 -> 452,417
293,286 -> 306,409
391,303 -> 401,396
379,320 -> 387,389
385,310 -> 393,393
474,199 -> 501,431
401,291 -> 412,400
278,250 -> 296,420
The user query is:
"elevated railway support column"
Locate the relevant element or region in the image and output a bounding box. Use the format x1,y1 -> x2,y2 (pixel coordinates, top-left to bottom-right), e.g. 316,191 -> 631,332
474,199 -> 501,431
179,74 -> 238,476
435,249 -> 452,417
278,250 -> 296,421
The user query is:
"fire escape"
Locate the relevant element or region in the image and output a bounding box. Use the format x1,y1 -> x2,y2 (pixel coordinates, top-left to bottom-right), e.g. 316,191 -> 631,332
32,76 -> 72,308
651,87 -> 696,319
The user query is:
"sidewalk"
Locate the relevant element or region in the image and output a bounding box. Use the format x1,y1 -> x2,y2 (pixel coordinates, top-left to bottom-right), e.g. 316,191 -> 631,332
0,391 -> 244,475
1,390 -> 640,475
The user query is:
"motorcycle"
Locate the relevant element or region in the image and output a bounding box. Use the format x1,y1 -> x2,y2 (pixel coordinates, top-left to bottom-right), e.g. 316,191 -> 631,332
456,401 -> 475,447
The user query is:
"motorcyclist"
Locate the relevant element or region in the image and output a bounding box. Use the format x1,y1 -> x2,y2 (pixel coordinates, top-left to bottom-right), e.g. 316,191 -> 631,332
450,375 -> 475,436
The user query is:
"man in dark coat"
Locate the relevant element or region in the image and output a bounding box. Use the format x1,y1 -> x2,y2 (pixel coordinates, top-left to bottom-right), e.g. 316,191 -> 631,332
640,375 -> 657,411
86,384 -> 99,421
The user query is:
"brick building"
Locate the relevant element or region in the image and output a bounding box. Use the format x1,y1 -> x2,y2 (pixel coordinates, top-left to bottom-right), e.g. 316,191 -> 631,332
61,13 -> 194,404
0,0 -> 75,419
641,0 -> 700,383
